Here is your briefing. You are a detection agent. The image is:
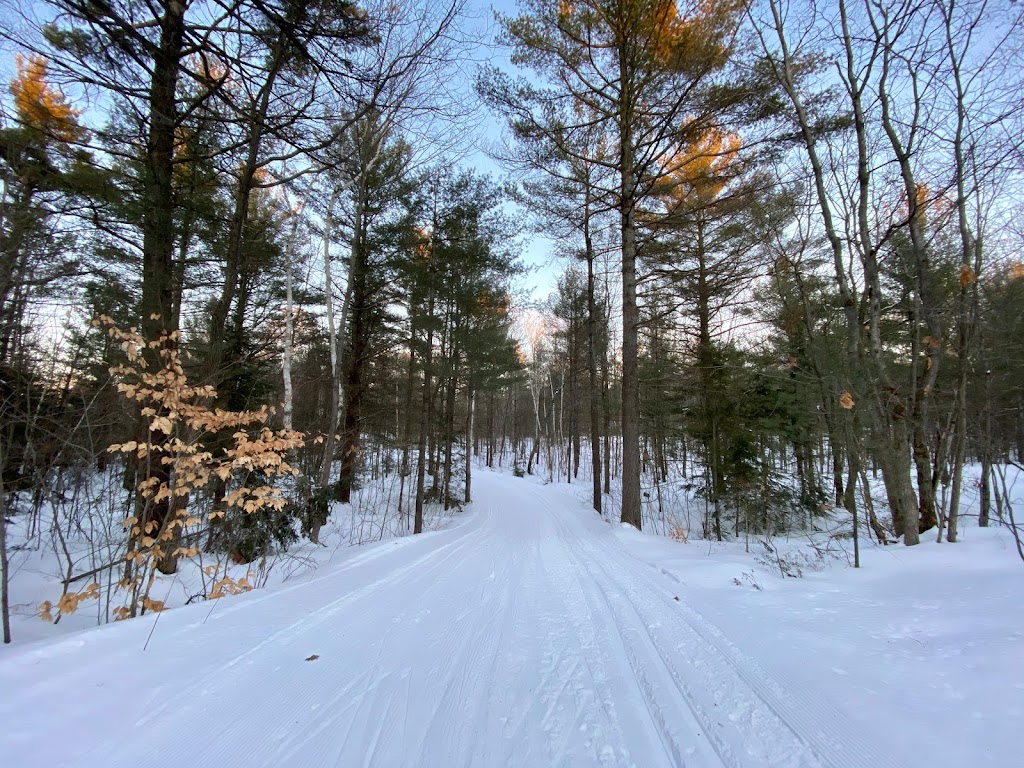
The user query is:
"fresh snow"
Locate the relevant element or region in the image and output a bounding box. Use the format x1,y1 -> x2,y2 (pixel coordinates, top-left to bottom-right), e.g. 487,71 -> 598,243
2,469 -> 1021,767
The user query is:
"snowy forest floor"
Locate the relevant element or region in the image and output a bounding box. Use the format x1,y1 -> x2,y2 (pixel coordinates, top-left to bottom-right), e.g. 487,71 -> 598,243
2,468 -> 1022,767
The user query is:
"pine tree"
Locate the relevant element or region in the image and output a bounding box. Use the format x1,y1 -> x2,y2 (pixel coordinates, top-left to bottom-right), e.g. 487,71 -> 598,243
481,0 -> 770,528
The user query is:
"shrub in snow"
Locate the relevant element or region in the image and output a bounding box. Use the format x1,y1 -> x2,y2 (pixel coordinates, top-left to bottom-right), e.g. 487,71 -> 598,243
38,320 -> 305,624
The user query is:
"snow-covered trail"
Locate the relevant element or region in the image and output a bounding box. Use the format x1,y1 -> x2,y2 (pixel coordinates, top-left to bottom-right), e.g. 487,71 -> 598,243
1,471 -> 882,768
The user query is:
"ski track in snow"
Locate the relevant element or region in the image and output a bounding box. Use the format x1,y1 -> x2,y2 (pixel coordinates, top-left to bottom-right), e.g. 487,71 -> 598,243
1,471 -> 884,768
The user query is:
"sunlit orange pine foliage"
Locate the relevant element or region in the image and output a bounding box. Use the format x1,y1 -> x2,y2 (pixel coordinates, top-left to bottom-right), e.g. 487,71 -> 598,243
661,125 -> 742,209
10,54 -> 84,142
556,0 -> 741,70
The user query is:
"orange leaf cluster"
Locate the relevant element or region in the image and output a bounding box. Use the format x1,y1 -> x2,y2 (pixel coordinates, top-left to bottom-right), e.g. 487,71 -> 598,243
661,125 -> 742,209
10,54 -> 84,143
960,263 -> 976,288
38,582 -> 101,623
668,523 -> 689,543
42,318 -> 306,625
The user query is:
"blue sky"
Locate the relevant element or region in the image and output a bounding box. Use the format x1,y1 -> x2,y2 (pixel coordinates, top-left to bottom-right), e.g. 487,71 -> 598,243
468,0 -> 564,306
0,0 -> 565,304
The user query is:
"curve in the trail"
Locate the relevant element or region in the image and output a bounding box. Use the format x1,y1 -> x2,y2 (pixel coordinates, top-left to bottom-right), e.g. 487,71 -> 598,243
0,470 -> 878,768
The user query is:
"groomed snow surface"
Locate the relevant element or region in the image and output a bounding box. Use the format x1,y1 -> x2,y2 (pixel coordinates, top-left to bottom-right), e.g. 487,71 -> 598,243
2,469 -> 1022,767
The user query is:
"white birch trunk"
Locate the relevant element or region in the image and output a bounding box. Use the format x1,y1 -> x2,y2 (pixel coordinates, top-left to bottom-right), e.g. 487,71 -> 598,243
282,214 -> 299,432
319,185 -> 343,488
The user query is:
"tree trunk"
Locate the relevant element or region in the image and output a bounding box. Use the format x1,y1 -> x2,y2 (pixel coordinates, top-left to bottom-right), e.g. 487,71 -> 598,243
318,185 -> 343,496
132,1 -> 188,586
586,194 -> 602,514
874,423 -> 920,544
602,351 -> 612,496
281,215 -> 298,431
206,39 -> 288,385
618,103 -> 642,530
414,282 -> 436,535
397,336 -> 417,531
979,371 -> 993,527
465,377 -> 474,504
0,458 -> 11,643
442,354 -> 459,510
528,375 -> 542,476
336,181 -> 371,503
